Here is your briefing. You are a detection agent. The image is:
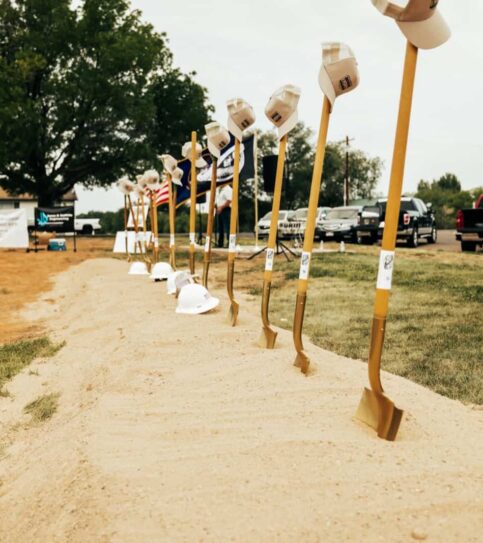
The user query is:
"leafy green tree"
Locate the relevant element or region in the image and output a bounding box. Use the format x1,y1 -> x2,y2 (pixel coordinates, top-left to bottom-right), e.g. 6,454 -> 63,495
0,0 -> 212,205
149,69 -> 213,158
416,173 -> 474,228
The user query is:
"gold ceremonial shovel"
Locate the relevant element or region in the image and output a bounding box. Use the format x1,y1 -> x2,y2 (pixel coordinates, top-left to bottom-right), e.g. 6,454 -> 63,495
259,85 -> 300,349
227,138 -> 241,326
293,43 -> 359,374
258,137 -> 287,348
356,1 -> 450,441
203,121 -> 230,288
226,98 -> 256,326
258,139 -> 286,348
355,43 -> 415,441
292,98 -> 330,373
188,131 -> 198,275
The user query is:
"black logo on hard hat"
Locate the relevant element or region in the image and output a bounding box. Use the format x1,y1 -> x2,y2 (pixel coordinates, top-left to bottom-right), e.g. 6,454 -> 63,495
339,76 -> 353,91
271,112 -> 282,123
241,119 -> 250,128
430,0 -> 438,9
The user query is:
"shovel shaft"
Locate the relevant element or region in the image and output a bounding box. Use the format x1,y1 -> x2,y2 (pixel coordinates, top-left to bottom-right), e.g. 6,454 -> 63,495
263,135 -> 288,282
189,131 -> 198,274
170,183 -> 177,269
124,195 -> 129,258
368,42 -> 418,391
296,96 -> 331,296
228,138 -> 241,259
291,97 -> 330,369
203,158 -> 218,288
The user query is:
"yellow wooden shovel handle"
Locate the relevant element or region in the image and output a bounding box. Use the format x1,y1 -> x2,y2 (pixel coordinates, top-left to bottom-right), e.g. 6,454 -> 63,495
297,96 -> 331,295
189,131 -> 197,274
203,158 -> 218,287
369,41 -> 418,393
263,134 -> 288,283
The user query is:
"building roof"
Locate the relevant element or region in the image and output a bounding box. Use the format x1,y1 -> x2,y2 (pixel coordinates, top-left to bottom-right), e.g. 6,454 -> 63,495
0,187 -> 77,202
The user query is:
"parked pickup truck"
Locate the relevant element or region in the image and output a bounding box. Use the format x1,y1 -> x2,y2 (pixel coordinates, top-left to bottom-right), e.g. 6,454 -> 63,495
356,197 -> 437,247
75,218 -> 101,235
456,194 -> 483,252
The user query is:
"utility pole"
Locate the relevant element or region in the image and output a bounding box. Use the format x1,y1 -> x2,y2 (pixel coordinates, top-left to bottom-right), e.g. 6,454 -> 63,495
343,136 -> 355,206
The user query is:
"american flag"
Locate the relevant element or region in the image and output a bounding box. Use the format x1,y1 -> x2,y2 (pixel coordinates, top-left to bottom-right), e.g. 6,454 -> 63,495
147,181 -> 169,207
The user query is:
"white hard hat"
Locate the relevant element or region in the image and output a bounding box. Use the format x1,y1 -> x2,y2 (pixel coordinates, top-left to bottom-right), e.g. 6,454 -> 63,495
166,270 -> 194,295
205,122 -> 230,158
150,262 -> 174,281
265,84 -> 301,139
372,0 -> 450,50
318,42 -> 360,110
143,169 -> 160,189
128,262 -> 150,276
227,98 -> 256,141
160,154 -> 178,174
182,141 -> 208,168
117,176 -> 135,195
171,167 -> 184,186
176,284 -> 219,315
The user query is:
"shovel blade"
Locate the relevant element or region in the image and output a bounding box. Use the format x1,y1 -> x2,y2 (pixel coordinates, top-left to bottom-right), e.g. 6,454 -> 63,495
293,351 -> 310,375
258,326 -> 278,349
355,388 -> 403,442
228,300 -> 239,327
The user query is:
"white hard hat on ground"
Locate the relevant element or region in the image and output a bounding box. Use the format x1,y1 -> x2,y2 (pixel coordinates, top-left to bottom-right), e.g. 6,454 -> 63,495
265,84 -> 301,139
150,262 -> 174,281
128,262 -> 150,276
181,141 -> 207,168
372,0 -> 450,50
318,42 -> 360,110
176,284 -> 220,315
167,270 -> 194,295
205,122 -> 230,158
227,98 -> 256,141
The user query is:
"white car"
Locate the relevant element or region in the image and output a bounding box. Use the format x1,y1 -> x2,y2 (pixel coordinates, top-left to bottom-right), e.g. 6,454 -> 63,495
256,210 -> 294,240
290,207 -> 332,239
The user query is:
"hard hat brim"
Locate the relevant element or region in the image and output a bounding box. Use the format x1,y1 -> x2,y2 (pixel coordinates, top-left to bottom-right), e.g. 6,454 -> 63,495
397,10 -> 450,49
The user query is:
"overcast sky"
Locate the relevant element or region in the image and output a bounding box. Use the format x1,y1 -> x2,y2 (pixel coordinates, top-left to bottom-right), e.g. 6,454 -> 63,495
77,0 -> 483,213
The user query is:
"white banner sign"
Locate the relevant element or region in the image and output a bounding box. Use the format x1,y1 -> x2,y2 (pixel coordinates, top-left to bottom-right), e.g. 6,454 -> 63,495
112,231 -> 153,254
0,209 -> 29,248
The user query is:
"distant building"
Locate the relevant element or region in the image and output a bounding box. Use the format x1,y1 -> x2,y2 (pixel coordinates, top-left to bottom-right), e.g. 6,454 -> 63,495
0,188 -> 77,226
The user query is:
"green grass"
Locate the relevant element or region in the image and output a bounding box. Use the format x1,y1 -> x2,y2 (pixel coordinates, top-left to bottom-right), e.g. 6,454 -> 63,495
0,337 -> 64,392
23,393 -> 60,423
266,251 -> 483,405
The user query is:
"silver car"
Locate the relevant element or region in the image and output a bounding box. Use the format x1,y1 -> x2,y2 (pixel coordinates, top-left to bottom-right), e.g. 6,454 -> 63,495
318,206 -> 363,242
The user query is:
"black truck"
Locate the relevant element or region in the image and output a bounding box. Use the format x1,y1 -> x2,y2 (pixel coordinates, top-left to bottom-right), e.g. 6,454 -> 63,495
456,194 -> 483,252
356,197 -> 437,248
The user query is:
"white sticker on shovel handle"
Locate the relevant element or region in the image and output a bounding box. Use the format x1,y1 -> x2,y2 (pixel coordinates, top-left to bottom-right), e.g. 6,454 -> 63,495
265,248 -> 275,271
377,250 -> 395,290
169,234 -> 175,247
299,252 -> 311,280
189,232 -> 196,245
204,235 -> 211,253
229,234 -> 237,253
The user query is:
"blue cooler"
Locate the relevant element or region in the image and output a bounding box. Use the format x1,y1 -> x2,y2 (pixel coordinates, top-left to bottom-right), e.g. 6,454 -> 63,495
48,238 -> 67,251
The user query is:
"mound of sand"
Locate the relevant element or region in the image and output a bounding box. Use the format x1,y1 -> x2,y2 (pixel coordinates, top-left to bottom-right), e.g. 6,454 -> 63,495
0,258 -> 482,542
